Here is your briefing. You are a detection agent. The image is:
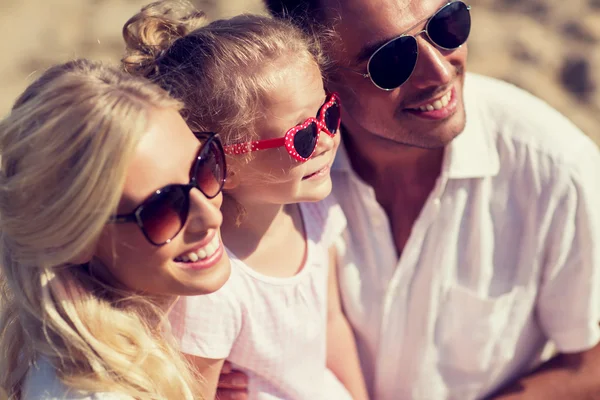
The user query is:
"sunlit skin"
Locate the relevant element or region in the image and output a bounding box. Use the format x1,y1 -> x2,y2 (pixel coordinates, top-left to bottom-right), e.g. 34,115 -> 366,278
324,0 -> 468,150
94,108 -> 231,297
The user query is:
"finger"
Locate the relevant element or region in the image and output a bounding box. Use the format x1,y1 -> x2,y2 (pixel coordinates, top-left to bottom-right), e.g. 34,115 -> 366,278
216,388 -> 249,400
221,361 -> 233,374
218,371 -> 248,389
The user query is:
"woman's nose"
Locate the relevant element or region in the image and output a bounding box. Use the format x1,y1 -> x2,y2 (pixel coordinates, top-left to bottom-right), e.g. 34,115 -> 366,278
184,189 -> 223,234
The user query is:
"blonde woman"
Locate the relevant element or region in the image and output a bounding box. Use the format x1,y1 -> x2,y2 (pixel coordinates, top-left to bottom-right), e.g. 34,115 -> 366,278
0,59 -> 230,399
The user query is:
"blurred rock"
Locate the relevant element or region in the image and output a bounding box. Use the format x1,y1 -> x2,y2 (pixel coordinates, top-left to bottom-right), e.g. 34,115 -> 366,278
560,56 -> 595,102
561,20 -> 597,44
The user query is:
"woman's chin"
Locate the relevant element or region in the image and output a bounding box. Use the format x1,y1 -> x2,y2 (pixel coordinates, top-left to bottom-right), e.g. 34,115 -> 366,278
175,256 -> 232,296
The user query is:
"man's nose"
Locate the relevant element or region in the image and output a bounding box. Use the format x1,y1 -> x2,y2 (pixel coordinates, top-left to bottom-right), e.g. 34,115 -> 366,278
408,36 -> 455,89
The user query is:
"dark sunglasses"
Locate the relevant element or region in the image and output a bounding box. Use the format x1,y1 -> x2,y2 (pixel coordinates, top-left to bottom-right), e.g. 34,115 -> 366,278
109,132 -> 226,246
348,1 -> 471,91
223,92 -> 341,162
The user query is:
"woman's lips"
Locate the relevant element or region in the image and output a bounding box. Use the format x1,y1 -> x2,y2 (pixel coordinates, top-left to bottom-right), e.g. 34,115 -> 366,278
174,233 -> 224,270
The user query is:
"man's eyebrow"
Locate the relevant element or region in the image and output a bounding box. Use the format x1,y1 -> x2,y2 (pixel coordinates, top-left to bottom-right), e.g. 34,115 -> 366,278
353,2 -> 442,65
355,37 -> 395,65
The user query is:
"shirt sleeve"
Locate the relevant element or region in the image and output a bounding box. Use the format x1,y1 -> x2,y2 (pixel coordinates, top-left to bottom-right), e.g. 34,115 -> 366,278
169,276 -> 242,359
537,141 -> 600,353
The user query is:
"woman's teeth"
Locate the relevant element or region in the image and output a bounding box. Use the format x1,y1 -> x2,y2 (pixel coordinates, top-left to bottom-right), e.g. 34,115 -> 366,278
174,234 -> 220,263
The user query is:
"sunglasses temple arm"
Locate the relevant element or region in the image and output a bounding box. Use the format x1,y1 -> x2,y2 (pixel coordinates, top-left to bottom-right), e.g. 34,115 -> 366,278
109,214 -> 137,224
338,66 -> 370,78
223,137 -> 286,155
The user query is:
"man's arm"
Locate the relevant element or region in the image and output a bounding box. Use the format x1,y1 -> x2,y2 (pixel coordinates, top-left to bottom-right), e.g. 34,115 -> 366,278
490,340 -> 600,399
326,246 -> 369,400
214,361 -> 249,400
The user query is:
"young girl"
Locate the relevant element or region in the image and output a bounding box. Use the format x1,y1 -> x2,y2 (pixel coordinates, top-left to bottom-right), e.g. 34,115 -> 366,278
0,59 -> 230,399
122,1 -> 368,399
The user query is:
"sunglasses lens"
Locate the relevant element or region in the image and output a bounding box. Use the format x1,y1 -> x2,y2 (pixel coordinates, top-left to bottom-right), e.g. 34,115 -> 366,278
294,123 -> 318,159
195,139 -> 226,198
139,186 -> 189,245
368,36 -> 418,90
428,1 -> 471,49
324,101 -> 341,134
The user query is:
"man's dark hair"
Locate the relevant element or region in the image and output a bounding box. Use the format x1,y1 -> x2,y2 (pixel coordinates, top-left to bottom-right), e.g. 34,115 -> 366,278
263,0 -> 322,25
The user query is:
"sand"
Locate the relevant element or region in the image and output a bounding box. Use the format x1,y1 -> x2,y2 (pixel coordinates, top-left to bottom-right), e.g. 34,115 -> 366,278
0,0 -> 598,145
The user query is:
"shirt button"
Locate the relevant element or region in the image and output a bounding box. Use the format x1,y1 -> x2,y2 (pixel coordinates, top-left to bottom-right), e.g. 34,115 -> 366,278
433,198 -> 441,207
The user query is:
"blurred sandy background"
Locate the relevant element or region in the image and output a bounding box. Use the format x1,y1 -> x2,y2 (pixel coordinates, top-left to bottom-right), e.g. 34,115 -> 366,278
0,0 -> 598,144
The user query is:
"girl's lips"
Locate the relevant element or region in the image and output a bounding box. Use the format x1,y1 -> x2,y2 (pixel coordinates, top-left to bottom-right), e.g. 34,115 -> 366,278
303,165 -> 331,180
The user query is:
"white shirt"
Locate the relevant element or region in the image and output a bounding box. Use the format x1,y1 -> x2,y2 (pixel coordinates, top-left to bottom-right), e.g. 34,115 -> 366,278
22,358 -> 132,400
170,198 -> 352,400
332,73 -> 600,400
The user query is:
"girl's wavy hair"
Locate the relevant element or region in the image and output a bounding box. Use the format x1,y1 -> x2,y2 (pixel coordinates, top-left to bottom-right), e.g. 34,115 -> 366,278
122,0 -> 329,146
0,59 -> 202,399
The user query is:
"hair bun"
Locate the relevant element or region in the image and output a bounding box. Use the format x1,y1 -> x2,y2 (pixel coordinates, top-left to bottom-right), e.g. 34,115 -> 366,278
122,0 -> 207,78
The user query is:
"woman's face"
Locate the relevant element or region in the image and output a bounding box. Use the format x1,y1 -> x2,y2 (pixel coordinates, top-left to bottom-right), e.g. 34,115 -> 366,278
94,108 -> 230,297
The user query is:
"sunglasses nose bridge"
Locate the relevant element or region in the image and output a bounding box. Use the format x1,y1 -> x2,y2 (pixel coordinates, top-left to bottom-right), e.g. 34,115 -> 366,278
414,29 -> 428,39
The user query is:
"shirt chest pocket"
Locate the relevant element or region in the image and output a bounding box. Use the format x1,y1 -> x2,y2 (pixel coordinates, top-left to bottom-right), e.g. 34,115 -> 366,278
434,285 -> 526,379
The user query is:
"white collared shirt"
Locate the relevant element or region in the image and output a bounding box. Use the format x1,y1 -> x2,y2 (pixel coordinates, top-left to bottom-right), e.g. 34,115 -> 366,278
332,73 -> 600,400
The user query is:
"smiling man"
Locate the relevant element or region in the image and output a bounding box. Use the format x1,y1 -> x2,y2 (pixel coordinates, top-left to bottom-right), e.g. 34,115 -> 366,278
217,0 -> 600,399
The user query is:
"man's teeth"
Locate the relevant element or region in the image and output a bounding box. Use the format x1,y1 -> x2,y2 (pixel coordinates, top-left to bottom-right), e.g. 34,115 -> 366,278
175,235 -> 220,263
418,91 -> 451,112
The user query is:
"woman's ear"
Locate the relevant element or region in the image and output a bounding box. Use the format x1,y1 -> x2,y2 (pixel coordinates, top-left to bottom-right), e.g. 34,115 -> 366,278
69,244 -> 96,265
224,168 -> 240,190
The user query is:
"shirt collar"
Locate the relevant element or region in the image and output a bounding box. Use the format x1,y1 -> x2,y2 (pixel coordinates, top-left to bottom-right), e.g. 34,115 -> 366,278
444,76 -> 500,179
332,75 -> 500,179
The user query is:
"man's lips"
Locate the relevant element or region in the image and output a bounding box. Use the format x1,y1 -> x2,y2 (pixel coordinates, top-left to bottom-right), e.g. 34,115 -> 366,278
404,86 -> 454,111
403,87 -> 458,120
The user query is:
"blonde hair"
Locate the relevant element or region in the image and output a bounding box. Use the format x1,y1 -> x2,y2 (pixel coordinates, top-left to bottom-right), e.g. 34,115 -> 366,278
0,59 -> 201,399
122,0 -> 328,146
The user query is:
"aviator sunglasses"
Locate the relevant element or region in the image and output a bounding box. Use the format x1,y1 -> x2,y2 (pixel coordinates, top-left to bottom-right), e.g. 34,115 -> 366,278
110,132 -> 226,246
347,1 -> 471,91
224,92 -> 341,162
